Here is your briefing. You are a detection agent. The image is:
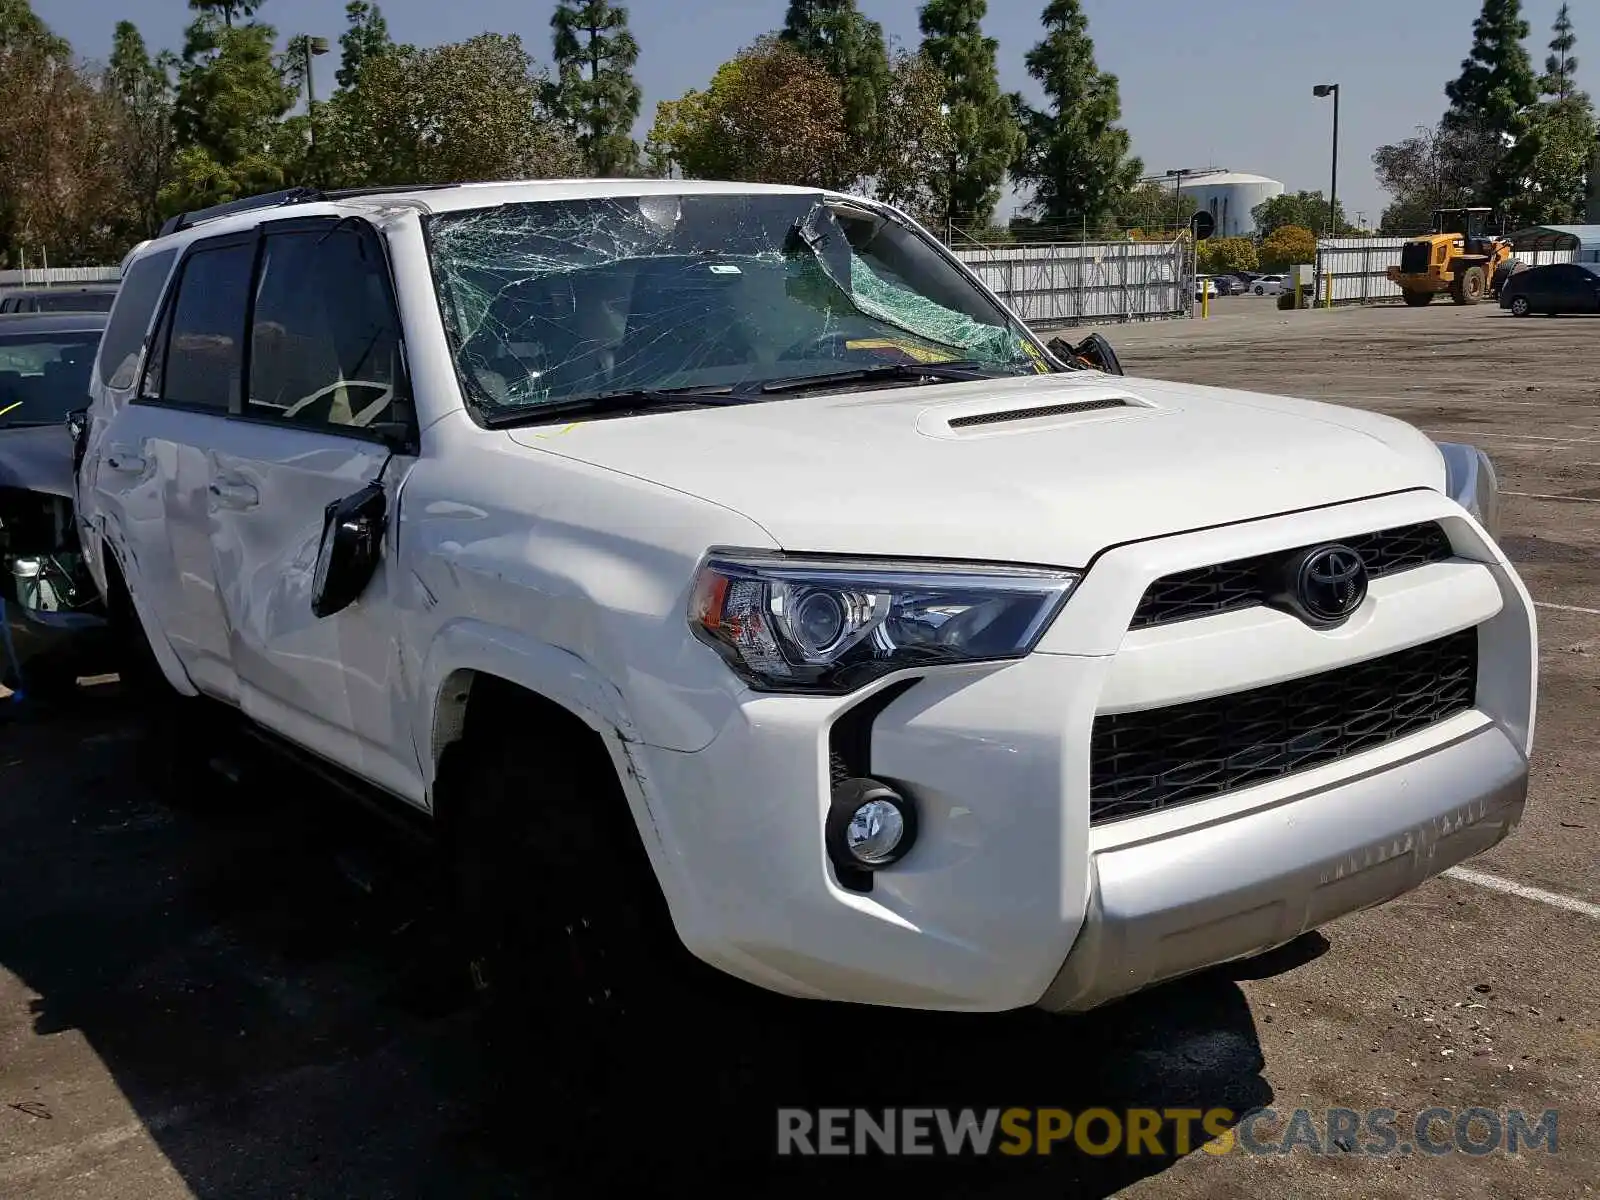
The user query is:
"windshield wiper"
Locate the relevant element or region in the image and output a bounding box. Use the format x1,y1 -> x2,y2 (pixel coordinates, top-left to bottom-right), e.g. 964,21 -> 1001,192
759,360 -> 1024,395
480,384 -> 759,429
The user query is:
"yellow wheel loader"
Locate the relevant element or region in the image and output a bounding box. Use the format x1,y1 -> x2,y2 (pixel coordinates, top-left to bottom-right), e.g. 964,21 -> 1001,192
1386,207 -> 1512,307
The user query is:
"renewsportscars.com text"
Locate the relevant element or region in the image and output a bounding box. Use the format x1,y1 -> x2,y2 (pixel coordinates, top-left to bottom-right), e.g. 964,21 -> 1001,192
776,1106 -> 1559,1158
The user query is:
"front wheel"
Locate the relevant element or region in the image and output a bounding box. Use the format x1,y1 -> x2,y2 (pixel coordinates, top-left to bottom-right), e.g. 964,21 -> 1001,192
1510,295 -> 1531,317
1451,265 -> 1486,305
443,732 -> 756,1148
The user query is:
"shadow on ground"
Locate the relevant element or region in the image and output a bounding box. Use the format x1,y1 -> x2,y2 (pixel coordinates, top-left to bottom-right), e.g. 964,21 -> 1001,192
0,687 -> 1301,1198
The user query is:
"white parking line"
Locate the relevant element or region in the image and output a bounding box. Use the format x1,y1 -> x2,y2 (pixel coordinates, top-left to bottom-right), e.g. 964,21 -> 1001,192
1445,866 -> 1600,920
1535,601 -> 1600,616
1504,490 -> 1600,504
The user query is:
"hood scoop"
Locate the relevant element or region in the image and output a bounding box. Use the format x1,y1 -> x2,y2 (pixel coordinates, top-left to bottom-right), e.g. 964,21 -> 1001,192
947,396 -> 1132,428
919,388 -> 1160,439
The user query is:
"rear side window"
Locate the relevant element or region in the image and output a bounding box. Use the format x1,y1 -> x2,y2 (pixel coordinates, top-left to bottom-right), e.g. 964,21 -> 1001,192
99,249 -> 176,389
154,242 -> 253,411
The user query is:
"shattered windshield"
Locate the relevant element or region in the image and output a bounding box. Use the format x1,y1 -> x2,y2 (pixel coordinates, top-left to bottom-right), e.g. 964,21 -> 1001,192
424,192 -> 1047,421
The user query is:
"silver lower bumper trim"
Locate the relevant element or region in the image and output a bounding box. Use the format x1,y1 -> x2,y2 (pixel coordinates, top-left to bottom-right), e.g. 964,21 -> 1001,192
1036,723 -> 1528,1013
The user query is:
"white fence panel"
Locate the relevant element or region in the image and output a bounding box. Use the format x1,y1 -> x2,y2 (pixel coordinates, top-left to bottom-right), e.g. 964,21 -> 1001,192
1314,236 -> 1573,304
0,266 -> 122,287
954,239 -> 1187,326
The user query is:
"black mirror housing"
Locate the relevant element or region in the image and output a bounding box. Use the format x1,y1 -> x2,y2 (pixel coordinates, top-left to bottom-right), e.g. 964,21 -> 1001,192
310,481 -> 388,619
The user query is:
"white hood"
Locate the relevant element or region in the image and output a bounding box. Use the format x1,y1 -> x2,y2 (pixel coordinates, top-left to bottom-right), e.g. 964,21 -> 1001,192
508,372 -> 1447,566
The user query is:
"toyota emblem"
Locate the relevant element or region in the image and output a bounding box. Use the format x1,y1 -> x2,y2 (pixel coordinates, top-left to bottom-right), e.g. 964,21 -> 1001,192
1292,544 -> 1368,624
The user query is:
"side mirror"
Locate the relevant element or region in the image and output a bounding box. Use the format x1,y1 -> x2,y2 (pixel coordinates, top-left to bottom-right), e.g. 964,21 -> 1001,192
310,481 -> 387,619
65,407 -> 89,472
1046,334 -> 1125,376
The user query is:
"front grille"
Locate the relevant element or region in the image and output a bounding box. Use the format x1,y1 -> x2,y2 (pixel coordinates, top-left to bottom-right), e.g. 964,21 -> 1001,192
1399,242 -> 1432,274
1130,521 -> 1453,629
1089,628 -> 1478,824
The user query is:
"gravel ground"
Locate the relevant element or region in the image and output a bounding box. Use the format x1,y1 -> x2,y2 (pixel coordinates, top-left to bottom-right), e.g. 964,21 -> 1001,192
0,300 -> 1595,1198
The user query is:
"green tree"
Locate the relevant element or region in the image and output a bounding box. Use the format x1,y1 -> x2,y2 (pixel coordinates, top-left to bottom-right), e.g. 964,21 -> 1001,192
1196,237 -> 1258,276
780,0 -> 890,154
870,49 -> 956,226
106,21 -> 177,241
917,0 -> 1023,227
1372,120 -> 1490,232
1013,0 -> 1142,230
550,0 -> 641,175
1258,224 -> 1316,272
1508,5 -> 1596,224
324,33 -> 581,187
1542,2 -> 1577,102
1111,179 -> 1196,234
1443,0 -> 1538,209
336,0 -> 391,91
188,0 -> 262,27
1252,189 -> 1353,237
0,0 -> 67,55
167,12 -> 296,211
646,36 -> 848,187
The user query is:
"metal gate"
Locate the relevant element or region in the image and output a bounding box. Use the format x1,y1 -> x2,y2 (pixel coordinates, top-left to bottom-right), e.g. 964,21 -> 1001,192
954,239 -> 1187,326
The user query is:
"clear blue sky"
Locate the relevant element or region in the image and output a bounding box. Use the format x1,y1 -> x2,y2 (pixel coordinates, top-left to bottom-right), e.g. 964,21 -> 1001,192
35,0 -> 1600,225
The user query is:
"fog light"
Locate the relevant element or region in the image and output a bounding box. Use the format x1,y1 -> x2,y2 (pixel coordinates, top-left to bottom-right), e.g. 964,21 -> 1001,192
826,777 -> 917,870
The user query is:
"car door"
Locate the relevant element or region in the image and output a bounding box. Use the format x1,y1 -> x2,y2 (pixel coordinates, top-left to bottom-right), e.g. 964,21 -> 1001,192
205,217 -> 423,802
1527,266 -> 1564,313
1558,265 -> 1600,313
94,236 -> 256,701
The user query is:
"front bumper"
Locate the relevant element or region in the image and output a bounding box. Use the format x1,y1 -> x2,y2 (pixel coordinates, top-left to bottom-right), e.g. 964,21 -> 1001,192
629,490 -> 1536,1014
1037,719 -> 1526,1012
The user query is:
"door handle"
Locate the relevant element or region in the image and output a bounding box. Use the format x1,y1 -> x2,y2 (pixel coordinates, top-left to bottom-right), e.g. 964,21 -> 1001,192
208,479 -> 259,509
104,444 -> 147,473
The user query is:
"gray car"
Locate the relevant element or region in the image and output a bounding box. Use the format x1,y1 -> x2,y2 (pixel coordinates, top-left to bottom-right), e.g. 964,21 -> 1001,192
0,284 -> 119,315
0,312 -> 109,699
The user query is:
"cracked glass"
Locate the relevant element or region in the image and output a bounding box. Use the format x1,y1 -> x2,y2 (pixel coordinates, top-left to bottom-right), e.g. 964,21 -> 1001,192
424,191 -> 1047,421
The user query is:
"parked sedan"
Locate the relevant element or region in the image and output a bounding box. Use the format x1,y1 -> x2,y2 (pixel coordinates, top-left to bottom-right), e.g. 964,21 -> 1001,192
1499,263 -> 1600,317
1251,275 -> 1285,296
0,284 -> 118,315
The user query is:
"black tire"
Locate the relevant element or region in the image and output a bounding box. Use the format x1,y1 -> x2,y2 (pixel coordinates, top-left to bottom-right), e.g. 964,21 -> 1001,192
107,580 -> 227,803
1510,295 -> 1531,317
442,731 -> 756,1156
1451,265 -> 1486,305
1401,290 -> 1434,307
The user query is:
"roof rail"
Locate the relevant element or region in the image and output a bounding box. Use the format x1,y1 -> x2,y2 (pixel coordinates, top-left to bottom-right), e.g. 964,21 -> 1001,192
157,187 -> 324,238
155,182 -> 461,239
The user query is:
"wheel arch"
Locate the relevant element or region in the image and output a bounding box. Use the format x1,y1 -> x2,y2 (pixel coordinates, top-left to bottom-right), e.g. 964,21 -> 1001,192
97,535 -> 198,697
419,622 -> 690,922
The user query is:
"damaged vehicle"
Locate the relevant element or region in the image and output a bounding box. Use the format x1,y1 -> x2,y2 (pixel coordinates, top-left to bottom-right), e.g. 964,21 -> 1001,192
76,181 -> 1533,1100
0,312 -> 108,696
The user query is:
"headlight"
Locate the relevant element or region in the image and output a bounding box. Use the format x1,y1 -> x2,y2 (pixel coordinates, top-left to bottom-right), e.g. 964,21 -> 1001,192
1435,441 -> 1501,538
688,552 -> 1079,694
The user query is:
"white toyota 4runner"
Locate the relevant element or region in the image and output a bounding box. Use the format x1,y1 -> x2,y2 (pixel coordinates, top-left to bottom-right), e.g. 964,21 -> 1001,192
76,181 -> 1534,1037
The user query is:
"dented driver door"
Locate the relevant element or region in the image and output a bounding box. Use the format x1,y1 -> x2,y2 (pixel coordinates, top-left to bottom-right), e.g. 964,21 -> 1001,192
205,218 -> 424,804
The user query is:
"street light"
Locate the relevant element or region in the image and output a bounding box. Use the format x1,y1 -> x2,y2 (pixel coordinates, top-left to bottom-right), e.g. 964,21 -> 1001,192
300,35 -> 331,181
1312,84 -> 1340,238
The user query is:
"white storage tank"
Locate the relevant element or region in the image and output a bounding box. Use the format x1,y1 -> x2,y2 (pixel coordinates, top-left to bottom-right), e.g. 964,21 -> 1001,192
1181,172 -> 1285,237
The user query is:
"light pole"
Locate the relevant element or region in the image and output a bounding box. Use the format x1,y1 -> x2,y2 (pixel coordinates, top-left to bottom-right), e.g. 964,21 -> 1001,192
1165,168 -> 1189,227
299,35 -> 331,181
1312,84 -> 1340,238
